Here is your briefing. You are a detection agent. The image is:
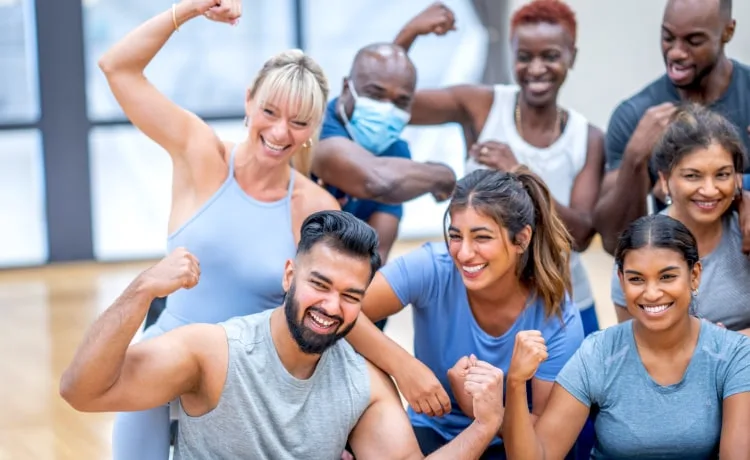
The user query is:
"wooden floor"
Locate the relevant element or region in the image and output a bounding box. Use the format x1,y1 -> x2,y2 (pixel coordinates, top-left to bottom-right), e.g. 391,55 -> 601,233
0,238 -> 617,460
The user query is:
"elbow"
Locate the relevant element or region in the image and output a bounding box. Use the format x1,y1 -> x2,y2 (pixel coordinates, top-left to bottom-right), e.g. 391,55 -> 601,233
59,372 -> 96,412
59,373 -> 85,411
97,54 -> 117,76
362,176 -> 397,202
572,227 -> 596,253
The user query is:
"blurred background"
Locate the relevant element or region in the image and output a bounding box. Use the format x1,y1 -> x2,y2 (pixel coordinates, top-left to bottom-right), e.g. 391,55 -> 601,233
1,0 -> 748,458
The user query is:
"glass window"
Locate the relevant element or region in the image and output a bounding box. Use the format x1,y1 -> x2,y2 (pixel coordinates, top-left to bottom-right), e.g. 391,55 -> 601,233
89,120 -> 246,261
82,1 -> 295,121
0,0 -> 40,123
0,130 -> 48,267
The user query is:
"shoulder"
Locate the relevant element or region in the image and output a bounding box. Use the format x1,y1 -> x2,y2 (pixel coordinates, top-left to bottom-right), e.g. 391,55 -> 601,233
320,97 -> 349,140
586,123 -> 605,146
363,358 -> 399,404
701,320 -> 750,357
218,311 -> 271,347
608,76 -> 672,129
293,173 -> 341,213
731,59 -> 750,83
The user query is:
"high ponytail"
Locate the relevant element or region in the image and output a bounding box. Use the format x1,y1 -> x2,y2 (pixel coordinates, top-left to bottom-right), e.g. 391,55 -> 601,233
512,165 -> 573,318
445,166 -> 573,318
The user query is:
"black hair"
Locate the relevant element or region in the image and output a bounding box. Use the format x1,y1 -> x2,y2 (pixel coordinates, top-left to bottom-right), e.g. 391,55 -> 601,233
444,167 -> 572,318
297,210 -> 381,280
614,214 -> 699,273
652,103 -> 746,177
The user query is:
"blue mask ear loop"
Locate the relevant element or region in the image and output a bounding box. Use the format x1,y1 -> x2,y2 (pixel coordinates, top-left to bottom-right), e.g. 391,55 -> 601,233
338,79 -> 358,140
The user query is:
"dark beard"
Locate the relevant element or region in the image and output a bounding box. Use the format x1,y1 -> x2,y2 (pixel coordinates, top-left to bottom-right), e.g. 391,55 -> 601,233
284,282 -> 357,355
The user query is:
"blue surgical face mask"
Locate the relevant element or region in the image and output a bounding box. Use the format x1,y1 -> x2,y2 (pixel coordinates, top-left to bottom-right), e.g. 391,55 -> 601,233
339,80 -> 411,154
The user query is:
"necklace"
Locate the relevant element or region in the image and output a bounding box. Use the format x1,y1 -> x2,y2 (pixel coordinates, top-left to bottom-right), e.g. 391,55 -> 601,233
514,96 -> 566,141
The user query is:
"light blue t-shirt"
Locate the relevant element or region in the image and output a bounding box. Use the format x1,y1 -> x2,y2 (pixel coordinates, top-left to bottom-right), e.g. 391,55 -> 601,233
556,320 -> 750,459
380,242 -> 584,445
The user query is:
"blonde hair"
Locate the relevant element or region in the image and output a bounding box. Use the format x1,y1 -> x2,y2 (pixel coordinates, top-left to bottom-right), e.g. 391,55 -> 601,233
248,49 -> 329,177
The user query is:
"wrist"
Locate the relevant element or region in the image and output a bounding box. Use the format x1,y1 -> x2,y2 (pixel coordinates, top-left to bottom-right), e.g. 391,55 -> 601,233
174,1 -> 203,27
506,375 -> 528,391
131,274 -> 159,303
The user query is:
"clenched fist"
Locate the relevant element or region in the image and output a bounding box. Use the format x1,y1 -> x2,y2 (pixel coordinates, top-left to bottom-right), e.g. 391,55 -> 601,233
464,360 -> 504,428
182,0 -> 242,24
507,331 -> 548,383
137,247 -> 201,299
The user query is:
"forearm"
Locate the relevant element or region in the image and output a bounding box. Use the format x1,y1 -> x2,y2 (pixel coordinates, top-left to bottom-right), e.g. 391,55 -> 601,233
98,2 -> 200,74
552,200 -> 596,252
60,278 -> 154,407
424,420 -> 499,460
394,25 -> 419,52
346,313 -> 412,376
502,379 -> 545,460
593,158 -> 651,254
375,162 -> 455,203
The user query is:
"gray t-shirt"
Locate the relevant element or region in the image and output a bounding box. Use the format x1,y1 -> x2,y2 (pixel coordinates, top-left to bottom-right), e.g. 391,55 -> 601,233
174,309 -> 371,460
556,320 -> 750,459
611,212 -> 750,331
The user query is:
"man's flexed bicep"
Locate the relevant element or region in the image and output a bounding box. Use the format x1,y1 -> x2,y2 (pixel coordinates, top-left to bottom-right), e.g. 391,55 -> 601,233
62,323 -> 226,414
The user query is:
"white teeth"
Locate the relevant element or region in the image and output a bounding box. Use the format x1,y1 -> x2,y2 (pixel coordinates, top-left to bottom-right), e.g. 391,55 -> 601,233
262,138 -> 286,151
694,201 -> 718,208
462,264 -> 487,274
641,303 -> 672,314
309,311 -> 334,328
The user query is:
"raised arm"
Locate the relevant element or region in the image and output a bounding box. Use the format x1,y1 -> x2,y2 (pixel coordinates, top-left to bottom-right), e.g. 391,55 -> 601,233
97,1 -> 241,163
313,137 -> 456,203
593,102 -> 676,254
59,248 -> 222,413
503,332 -> 590,460
393,2 -> 456,53
349,360 -> 503,460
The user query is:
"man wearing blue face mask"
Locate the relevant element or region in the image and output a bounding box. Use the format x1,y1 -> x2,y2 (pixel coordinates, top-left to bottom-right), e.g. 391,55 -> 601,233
312,42 -> 456,330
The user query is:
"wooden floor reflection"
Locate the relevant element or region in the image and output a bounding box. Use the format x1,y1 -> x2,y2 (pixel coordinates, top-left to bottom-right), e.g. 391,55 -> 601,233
0,238 -> 615,460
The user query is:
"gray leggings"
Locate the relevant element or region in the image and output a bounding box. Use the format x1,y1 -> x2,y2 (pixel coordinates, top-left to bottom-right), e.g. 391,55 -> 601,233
112,322 -> 174,460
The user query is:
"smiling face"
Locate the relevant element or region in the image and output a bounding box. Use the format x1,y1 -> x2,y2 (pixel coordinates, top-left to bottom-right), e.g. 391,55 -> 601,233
447,206 -> 531,292
661,0 -> 733,88
245,94 -> 318,168
511,21 -> 575,108
660,143 -> 739,225
282,242 -> 371,355
619,246 -> 701,331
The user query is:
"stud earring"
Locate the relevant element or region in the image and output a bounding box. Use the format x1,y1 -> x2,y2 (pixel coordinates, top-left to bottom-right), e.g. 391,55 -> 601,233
665,193 -> 672,206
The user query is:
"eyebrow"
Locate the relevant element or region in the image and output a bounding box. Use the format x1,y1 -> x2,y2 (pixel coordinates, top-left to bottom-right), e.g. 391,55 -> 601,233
310,270 -> 366,296
623,265 -> 680,275
448,226 -> 494,233
679,165 -> 733,173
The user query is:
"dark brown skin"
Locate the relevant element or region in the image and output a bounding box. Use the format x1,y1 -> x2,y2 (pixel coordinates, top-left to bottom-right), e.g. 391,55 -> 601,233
395,17 -> 604,251
593,0 -> 750,256
311,44 -> 456,261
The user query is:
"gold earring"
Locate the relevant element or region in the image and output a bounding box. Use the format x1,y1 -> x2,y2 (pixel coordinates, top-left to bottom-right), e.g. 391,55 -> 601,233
303,138 -> 312,148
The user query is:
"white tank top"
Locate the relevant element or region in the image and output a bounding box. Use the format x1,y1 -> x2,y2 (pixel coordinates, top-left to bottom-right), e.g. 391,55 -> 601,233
466,85 -> 594,310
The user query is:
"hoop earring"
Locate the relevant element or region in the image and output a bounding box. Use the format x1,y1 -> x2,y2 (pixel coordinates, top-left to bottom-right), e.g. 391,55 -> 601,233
302,138 -> 312,149
665,193 -> 672,206
243,116 -> 248,127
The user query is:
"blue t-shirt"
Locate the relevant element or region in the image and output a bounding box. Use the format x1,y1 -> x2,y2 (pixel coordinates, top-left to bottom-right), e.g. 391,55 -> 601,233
556,320 -> 750,459
316,97 -> 412,221
379,242 -> 584,445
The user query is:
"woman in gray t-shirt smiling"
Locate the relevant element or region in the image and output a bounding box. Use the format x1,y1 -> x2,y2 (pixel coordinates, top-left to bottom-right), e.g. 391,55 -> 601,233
611,104 -> 750,335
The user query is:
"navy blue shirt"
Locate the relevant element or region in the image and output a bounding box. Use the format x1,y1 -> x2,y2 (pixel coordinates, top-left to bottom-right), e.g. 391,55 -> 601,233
605,59 -> 750,175
316,97 -> 412,221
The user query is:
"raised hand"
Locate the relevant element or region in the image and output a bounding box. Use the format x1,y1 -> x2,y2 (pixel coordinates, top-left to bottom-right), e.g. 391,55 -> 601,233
406,2 -> 457,37
469,141 -> 519,172
624,102 -> 677,166
183,0 -> 242,24
447,355 -> 477,417
138,247 -> 201,299
464,360 -> 504,428
507,331 -> 548,384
